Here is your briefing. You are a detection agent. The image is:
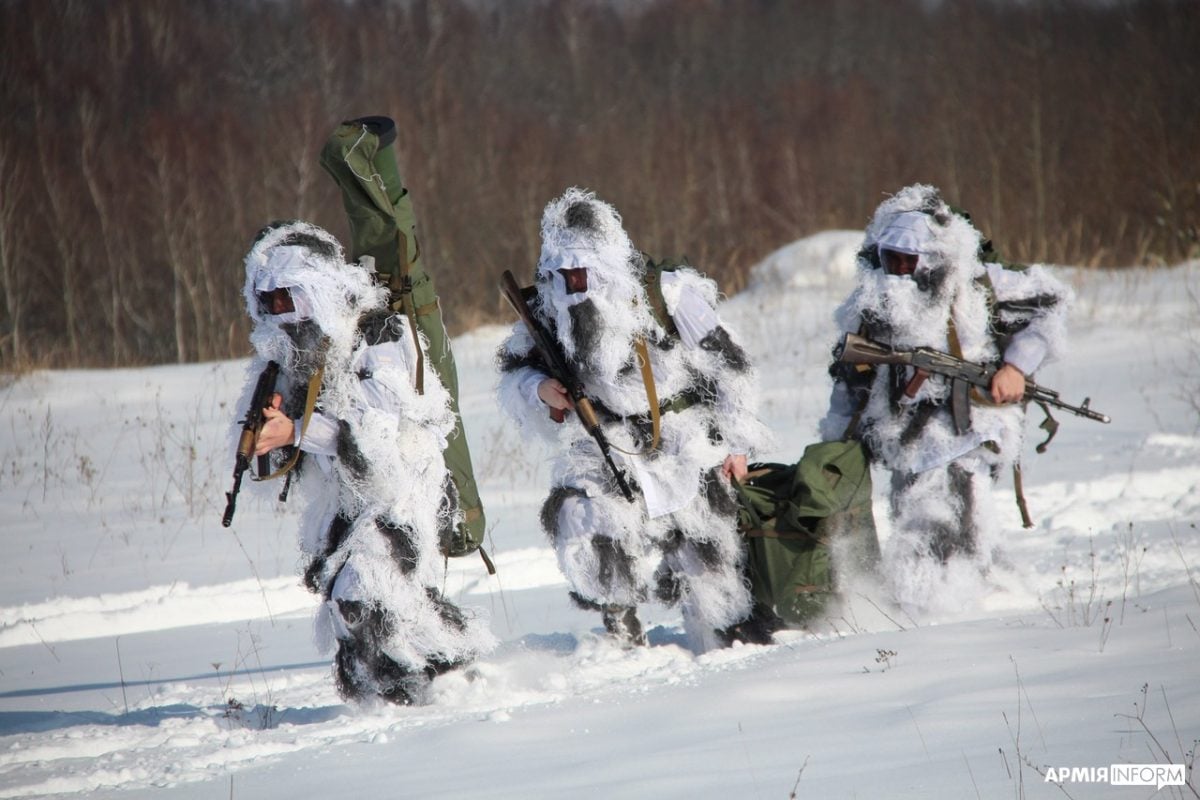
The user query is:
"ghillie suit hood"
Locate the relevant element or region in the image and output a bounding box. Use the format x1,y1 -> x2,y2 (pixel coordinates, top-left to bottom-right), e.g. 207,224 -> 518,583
243,220 -> 388,373
531,187 -> 657,384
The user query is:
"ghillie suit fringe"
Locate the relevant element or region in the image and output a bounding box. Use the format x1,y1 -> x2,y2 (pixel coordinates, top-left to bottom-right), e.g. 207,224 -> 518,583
237,221 -> 494,703
820,185 -> 1071,612
497,189 -> 771,651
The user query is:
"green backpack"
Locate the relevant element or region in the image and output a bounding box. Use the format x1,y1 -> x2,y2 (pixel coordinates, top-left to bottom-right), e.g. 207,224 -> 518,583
319,116 -> 487,562
734,440 -> 879,627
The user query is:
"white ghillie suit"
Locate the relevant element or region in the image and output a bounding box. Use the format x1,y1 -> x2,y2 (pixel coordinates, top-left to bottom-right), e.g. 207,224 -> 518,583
497,189 -> 772,652
238,221 -> 493,704
819,184 -> 1071,611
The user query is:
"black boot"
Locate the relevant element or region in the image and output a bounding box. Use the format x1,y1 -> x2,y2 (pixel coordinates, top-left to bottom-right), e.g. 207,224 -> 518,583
602,605 -> 647,647
332,599 -> 427,705
720,602 -> 785,646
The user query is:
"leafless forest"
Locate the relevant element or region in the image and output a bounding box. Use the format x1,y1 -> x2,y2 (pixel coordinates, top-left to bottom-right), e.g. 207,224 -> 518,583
0,0 -> 1196,369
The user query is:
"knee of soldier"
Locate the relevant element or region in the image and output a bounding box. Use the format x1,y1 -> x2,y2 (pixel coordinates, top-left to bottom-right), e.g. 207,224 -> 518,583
554,493 -> 602,542
329,563 -> 368,640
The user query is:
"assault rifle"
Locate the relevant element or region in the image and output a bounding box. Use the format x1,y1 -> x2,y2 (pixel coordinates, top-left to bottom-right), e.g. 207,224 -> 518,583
221,360 -> 280,527
499,269 -> 635,502
835,332 -> 1109,448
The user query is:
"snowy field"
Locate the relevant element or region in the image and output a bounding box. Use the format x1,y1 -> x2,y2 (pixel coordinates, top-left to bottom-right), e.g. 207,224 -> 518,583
1,234 -> 1198,799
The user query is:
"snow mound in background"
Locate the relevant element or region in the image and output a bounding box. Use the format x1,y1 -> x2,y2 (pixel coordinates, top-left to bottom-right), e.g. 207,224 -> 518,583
744,229 -> 862,292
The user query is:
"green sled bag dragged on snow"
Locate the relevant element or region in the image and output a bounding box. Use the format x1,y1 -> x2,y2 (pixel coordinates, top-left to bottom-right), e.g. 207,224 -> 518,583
319,115 -> 486,559
734,439 -> 879,626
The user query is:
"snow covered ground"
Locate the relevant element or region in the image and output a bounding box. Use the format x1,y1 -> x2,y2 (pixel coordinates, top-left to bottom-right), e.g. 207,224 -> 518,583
1,234 -> 1197,799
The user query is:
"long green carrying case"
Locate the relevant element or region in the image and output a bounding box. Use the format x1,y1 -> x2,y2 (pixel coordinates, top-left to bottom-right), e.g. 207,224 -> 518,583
319,116 -> 486,558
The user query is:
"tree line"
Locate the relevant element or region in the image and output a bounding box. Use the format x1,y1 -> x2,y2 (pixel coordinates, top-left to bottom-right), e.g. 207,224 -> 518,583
1,0 -> 1196,369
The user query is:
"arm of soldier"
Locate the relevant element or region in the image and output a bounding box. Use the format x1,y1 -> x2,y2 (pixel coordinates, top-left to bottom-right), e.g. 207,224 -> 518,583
660,272 -> 720,348
663,273 -> 772,467
985,262 -> 1069,404
986,261 -> 1070,369
536,376 -> 574,413
255,334 -> 411,459
990,363 -> 1027,404
679,297 -> 773,460
722,453 -> 749,481
254,393 -> 339,456
497,327 -> 576,440
818,375 -> 860,441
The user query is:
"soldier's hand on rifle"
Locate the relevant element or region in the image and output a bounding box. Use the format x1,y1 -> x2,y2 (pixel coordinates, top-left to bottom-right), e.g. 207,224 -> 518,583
990,363 -> 1026,404
537,378 -> 575,417
255,393 -> 295,455
722,453 -> 748,482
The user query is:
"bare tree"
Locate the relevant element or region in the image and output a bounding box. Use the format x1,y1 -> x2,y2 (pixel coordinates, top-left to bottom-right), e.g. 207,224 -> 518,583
2,0 -> 1198,367
0,138 -> 29,367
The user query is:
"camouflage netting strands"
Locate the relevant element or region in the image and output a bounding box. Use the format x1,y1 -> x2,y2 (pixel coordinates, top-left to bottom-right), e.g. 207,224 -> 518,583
734,440 -> 878,626
319,116 -> 485,556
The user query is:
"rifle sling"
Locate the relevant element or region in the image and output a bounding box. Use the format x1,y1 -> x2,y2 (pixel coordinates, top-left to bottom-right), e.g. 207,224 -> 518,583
1013,460 -> 1034,529
643,268 -> 679,336
634,338 -> 660,451
607,337 -> 661,455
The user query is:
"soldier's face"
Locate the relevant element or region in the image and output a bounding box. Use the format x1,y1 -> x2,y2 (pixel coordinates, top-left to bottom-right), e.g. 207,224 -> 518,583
881,248 -> 919,277
559,267 -> 588,294
258,287 -> 296,315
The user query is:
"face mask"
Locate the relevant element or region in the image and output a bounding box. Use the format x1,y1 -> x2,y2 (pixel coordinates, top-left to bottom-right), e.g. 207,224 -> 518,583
258,287 -> 296,315
880,248 -> 919,277
538,248 -> 595,307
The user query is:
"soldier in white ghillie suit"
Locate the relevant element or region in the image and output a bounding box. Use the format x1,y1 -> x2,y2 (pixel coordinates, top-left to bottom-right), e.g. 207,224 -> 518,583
497,189 -> 775,652
239,220 -> 493,704
820,184 -> 1071,612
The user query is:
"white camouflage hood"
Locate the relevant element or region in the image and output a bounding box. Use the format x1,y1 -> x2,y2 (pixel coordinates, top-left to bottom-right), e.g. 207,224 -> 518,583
846,184 -> 989,353
532,188 -> 656,376
243,220 -> 388,368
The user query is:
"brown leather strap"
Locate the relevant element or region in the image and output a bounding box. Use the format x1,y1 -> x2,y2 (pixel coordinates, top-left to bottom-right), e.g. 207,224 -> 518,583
442,541 -> 497,576
643,267 -> 679,336
415,298 -> 440,317
742,528 -> 826,543
634,338 -> 660,451
477,546 -> 497,575
607,337 -> 662,457
1013,461 -> 1034,529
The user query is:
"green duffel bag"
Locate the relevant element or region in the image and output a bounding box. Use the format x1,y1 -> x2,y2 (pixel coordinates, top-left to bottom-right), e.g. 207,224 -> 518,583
319,116 -> 487,561
734,439 -> 879,626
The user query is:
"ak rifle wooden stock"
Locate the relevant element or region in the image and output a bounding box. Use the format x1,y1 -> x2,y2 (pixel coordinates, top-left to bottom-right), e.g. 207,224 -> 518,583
499,270 -> 635,503
222,360 -> 280,527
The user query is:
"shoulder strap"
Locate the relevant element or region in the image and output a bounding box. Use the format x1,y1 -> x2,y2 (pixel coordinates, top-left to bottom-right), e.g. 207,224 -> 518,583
634,338 -> 661,451
642,258 -> 680,337
391,229 -> 425,394
976,268 -> 998,324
